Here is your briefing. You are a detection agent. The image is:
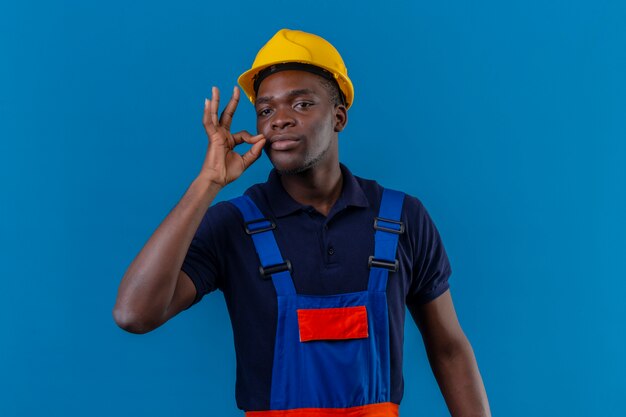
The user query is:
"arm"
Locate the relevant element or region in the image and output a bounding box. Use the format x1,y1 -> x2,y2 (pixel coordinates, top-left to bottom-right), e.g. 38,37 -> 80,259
409,289 -> 491,417
112,86 -> 266,334
112,177 -> 220,334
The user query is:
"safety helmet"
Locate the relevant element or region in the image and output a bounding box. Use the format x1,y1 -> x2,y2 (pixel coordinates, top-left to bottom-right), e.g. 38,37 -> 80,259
237,28 -> 354,109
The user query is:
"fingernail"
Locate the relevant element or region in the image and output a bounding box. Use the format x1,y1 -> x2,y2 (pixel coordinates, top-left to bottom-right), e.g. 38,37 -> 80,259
204,98 -> 208,107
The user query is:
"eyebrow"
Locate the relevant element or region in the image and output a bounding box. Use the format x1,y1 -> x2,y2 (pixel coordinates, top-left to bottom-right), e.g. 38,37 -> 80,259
255,89 -> 317,106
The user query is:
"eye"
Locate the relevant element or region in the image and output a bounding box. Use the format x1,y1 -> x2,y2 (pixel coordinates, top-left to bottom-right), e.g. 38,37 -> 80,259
295,102 -> 313,109
257,108 -> 272,117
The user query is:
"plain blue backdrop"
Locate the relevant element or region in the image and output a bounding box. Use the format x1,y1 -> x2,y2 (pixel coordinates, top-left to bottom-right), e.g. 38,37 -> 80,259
1,1 -> 625,416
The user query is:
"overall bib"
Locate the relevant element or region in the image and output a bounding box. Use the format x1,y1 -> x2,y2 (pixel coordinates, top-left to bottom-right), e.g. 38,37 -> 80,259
230,188 -> 405,417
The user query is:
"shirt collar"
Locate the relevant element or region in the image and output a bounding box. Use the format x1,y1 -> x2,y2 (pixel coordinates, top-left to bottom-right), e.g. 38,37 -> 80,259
263,162 -> 370,218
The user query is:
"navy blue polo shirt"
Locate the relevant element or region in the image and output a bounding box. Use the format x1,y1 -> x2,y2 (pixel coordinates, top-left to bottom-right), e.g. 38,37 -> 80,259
181,162 -> 451,412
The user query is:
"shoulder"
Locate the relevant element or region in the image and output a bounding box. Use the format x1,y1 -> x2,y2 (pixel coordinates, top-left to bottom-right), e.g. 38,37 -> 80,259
202,180 -> 274,232
208,180 -> 269,219
198,199 -> 244,238
352,174 -> 439,258
352,172 -> 427,220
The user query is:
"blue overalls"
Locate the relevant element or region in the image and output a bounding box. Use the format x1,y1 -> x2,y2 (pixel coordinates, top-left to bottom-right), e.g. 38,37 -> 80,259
229,188 -> 405,417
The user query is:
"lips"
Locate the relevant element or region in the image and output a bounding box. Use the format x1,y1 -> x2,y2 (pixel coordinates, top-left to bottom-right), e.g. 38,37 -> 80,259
269,134 -> 301,151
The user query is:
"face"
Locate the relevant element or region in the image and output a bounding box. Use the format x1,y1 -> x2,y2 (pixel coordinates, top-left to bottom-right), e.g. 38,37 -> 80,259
255,70 -> 347,175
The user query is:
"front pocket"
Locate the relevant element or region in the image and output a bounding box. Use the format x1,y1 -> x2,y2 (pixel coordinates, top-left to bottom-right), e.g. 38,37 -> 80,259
296,306 -> 369,342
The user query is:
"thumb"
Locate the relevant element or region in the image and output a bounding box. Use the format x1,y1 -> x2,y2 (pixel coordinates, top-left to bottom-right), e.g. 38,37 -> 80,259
241,138 -> 266,170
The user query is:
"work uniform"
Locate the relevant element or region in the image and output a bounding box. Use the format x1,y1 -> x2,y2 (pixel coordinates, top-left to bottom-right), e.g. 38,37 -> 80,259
182,163 -> 452,415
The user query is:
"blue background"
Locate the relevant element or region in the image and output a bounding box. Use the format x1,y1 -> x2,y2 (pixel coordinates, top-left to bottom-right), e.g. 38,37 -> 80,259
1,1 -> 625,416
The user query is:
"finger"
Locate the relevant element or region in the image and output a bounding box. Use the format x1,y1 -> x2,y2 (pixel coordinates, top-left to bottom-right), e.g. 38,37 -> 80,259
241,137 -> 267,170
232,130 -> 264,146
244,132 -> 266,144
219,86 -> 240,131
210,86 -> 220,126
203,98 -> 217,137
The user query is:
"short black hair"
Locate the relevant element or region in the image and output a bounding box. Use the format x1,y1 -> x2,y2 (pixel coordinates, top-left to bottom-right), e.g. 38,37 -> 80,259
318,77 -> 344,107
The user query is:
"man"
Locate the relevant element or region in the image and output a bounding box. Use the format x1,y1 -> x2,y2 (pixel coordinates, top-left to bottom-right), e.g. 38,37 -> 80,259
113,29 -> 491,417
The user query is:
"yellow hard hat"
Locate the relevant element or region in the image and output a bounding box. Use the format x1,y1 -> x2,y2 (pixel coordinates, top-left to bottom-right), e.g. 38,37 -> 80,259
238,28 -> 354,109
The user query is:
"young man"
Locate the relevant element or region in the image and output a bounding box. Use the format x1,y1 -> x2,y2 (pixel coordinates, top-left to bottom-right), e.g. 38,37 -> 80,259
113,29 -> 491,417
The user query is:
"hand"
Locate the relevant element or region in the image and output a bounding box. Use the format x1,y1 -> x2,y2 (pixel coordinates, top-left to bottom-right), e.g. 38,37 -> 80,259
199,85 -> 266,187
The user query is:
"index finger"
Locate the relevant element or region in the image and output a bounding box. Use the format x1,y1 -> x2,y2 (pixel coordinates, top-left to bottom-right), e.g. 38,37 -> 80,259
203,98 -> 217,137
219,86 -> 241,131
210,86 -> 220,127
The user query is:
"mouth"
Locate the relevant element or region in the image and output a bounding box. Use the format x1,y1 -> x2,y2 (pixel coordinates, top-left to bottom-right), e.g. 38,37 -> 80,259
268,134 -> 301,151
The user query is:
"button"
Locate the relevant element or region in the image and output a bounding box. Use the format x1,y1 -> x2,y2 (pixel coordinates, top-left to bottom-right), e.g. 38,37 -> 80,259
328,247 -> 335,256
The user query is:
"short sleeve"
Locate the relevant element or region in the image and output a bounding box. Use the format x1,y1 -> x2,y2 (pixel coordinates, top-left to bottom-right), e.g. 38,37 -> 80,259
180,205 -> 224,308
406,197 -> 452,306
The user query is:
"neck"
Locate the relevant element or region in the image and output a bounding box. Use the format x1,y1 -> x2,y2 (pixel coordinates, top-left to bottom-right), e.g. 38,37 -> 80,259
278,162 -> 343,217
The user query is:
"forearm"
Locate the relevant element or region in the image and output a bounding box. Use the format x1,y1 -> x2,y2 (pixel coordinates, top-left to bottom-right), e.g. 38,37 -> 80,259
113,174 -> 222,331
426,336 -> 491,417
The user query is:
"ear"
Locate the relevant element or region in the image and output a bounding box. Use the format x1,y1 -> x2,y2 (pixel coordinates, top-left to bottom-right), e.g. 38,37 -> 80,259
333,104 -> 348,132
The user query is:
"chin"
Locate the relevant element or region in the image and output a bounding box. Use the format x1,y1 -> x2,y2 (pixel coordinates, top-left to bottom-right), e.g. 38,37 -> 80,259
266,152 -> 305,175
266,147 -> 328,175
270,158 -> 316,175
272,161 -> 309,175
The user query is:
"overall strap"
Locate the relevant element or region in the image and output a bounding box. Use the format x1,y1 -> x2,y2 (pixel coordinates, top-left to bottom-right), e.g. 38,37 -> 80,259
368,188 -> 406,292
229,195 -> 296,296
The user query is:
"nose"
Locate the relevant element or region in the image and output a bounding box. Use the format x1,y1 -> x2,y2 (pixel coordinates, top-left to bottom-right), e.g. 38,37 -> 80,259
271,106 -> 296,130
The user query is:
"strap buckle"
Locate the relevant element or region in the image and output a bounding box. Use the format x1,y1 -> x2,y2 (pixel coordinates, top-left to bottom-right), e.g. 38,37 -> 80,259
259,260 -> 293,279
368,256 -> 399,272
374,217 -> 405,234
245,218 -> 276,235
